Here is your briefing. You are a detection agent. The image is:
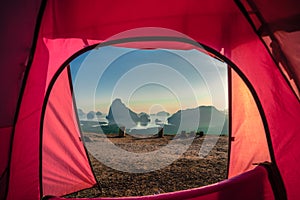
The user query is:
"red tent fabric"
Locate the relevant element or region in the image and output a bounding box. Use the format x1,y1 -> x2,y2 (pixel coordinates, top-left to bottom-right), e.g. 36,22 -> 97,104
49,166 -> 275,200
42,68 -> 96,195
0,0 -> 299,199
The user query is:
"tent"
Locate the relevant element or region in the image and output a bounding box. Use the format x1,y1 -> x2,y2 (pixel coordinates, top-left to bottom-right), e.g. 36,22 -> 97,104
0,0 -> 299,199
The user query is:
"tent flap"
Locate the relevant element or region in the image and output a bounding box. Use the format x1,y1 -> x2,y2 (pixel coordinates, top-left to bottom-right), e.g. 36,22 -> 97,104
42,68 -> 96,196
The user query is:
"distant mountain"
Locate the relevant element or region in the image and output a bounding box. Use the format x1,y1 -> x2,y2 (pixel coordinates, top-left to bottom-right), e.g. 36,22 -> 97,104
96,111 -> 102,116
77,108 -> 86,118
87,111 -> 95,119
105,99 -> 227,133
167,106 -> 228,134
138,112 -> 149,118
156,111 -> 170,116
106,99 -> 140,128
138,112 -> 150,126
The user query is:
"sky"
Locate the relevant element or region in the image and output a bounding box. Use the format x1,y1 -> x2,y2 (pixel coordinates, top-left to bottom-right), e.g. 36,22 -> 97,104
70,45 -> 228,115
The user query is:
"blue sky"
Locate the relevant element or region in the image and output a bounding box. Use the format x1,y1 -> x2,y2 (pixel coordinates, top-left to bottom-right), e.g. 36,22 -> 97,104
70,46 -> 228,114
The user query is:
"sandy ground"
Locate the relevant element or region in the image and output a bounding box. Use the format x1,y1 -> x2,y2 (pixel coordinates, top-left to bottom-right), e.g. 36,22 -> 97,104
67,133 -> 228,198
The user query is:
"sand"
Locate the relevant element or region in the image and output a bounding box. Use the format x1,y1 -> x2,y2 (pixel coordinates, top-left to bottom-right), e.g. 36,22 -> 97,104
67,133 -> 228,198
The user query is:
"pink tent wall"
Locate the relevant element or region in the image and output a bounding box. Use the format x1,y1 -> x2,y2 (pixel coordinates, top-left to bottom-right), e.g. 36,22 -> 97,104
43,68 -> 96,195
1,0 -> 299,199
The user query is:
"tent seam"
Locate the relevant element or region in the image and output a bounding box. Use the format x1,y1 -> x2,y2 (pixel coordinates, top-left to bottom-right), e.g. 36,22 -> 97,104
4,0 -> 48,199
235,0 -> 299,101
66,65 -> 102,195
234,1 -> 288,199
